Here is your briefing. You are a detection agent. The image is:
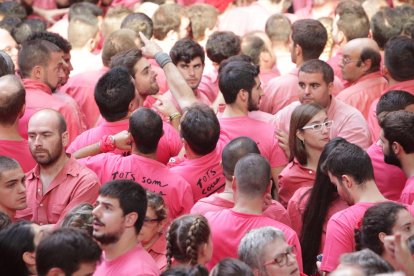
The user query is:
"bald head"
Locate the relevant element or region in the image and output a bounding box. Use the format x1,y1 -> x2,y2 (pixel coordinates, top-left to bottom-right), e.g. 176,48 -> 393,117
344,38 -> 380,53
29,109 -> 67,134
0,75 -> 25,125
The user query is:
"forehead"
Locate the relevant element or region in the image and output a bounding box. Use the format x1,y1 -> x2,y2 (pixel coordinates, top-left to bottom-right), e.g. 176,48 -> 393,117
48,51 -> 64,64
265,238 -> 288,257
28,112 -> 60,132
298,71 -> 325,84
342,43 -> 360,56
134,57 -> 150,74
177,56 -> 203,65
97,195 -> 121,208
0,167 -> 24,184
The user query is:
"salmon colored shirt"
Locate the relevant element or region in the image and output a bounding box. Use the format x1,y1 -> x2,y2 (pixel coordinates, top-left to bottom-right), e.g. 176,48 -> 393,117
198,68 -> 219,103
0,140 -> 36,173
400,177 -> 414,205
147,235 -> 167,272
69,51 -> 103,78
336,72 -> 387,119
15,157 -> 100,225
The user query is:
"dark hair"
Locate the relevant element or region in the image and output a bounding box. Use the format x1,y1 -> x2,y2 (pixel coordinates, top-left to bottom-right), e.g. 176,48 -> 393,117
218,60 -> 259,104
221,136 -> 260,181
147,191 -> 167,222
12,19 -> 46,44
0,221 -> 37,276
152,3 -> 186,40
18,39 -> 62,78
161,264 -> 209,276
299,59 -> 334,84
94,66 -> 135,122
359,47 -> 381,74
396,4 -> 414,37
371,8 -> 403,49
300,137 -> 347,275
60,203 -> 94,236
110,48 -> 143,77
0,211 -> 11,232
355,202 -> 407,255
170,38 -> 205,65
0,156 -> 20,180
340,249 -> 394,274
129,108 -> 163,154
0,2 -> 27,20
121,12 -> 153,39
291,19 -> 327,61
265,14 -> 291,42
210,258 -> 254,276
0,74 -> 25,125
241,34 -> 266,66
0,16 -> 21,33
206,31 -> 241,64
180,103 -> 219,155
68,2 -> 103,21
289,103 -> 324,165
321,141 -> 374,185
384,36 -> 414,82
101,29 -> 138,67
0,50 -> 15,76
27,31 -> 72,54
335,1 -> 370,42
36,228 -> 102,276
99,179 -> 148,233
166,214 -> 211,269
380,110 -> 414,154
376,90 -> 414,116
68,15 -> 99,49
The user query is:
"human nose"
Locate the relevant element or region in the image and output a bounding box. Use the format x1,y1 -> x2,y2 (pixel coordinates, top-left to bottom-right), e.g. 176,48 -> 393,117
19,181 -> 26,194
188,66 -> 195,76
286,251 -> 296,266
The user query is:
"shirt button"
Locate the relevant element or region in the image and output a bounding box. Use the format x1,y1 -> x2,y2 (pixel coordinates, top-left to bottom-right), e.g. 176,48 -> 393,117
40,203 -> 43,207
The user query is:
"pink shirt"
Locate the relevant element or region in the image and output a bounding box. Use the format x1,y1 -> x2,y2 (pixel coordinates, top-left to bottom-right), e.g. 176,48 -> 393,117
321,202 -> 380,272
79,153 -> 194,220
367,79 -> 414,144
217,104 -> 278,129
147,236 -> 167,272
275,97 -> 371,149
53,90 -> 87,134
47,15 -> 68,39
33,0 -> 56,9
287,187 -> 348,251
205,209 -> 302,271
68,119 -> 182,165
190,193 -> 292,227
70,51 -> 103,77
198,68 -> 219,103
399,177 -> 414,205
18,79 -> 83,144
278,160 -> 316,208
15,157 -> 100,225
94,244 -> 159,276
0,140 -> 36,173
260,69 -> 280,87
169,146 -> 225,202
218,116 -> 288,168
60,67 -> 109,129
336,72 -> 387,119
367,143 -> 406,201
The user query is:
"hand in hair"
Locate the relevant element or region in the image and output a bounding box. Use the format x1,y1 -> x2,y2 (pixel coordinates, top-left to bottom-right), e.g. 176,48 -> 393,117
384,234 -> 414,276
113,130 -> 133,151
139,32 -> 163,59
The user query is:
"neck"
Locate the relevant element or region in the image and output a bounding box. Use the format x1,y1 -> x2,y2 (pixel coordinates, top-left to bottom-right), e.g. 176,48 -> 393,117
39,153 -> 69,179
142,233 -> 161,250
232,196 -> 263,215
272,42 -> 289,53
102,231 -> 138,261
305,147 -> 322,171
132,147 -> 158,161
352,181 -> 387,204
400,155 -> 414,178
387,78 -> 400,87
217,180 -> 235,201
222,103 -> 248,117
0,123 -> 24,140
0,206 -> 14,220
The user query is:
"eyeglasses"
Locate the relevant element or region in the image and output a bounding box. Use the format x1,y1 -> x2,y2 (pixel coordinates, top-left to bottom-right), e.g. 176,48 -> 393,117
144,217 -> 162,223
301,120 -> 333,131
263,245 -> 296,267
340,57 -> 360,65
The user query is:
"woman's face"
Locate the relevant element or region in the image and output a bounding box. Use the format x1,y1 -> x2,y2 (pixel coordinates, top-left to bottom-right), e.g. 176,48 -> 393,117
391,209 -> 414,242
138,206 -> 165,245
297,110 -> 330,152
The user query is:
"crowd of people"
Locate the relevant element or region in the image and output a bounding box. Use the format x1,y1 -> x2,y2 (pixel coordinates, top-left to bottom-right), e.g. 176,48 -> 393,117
0,0 -> 414,275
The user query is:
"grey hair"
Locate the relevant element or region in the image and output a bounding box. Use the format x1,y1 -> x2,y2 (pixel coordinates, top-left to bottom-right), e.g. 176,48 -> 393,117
340,249 -> 394,275
238,226 -> 285,275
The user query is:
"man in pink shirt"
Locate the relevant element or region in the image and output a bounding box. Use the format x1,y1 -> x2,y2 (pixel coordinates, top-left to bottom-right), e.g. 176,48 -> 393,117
75,107 -> 194,220
15,109 -> 100,225
17,39 -> 81,143
336,38 -> 387,119
0,156 -> 27,220
204,154 -> 302,271
190,136 -> 291,226
0,75 -> 36,172
92,180 -> 159,275
275,60 -> 371,153
320,141 -> 387,273
368,36 -> 414,143
68,66 -> 181,165
380,111 -> 414,205
261,19 -> 343,115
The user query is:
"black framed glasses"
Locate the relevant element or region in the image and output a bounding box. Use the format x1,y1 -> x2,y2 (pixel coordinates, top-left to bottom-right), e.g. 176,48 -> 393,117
144,217 -> 162,223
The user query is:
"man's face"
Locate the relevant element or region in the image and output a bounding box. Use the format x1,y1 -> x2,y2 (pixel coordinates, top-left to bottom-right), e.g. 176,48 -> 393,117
42,51 -> 65,91
339,44 -> 364,82
92,196 -> 126,245
0,29 -> 18,67
247,76 -> 263,112
298,71 -> 332,108
134,58 -> 159,97
0,166 -> 26,215
28,114 -> 65,168
60,52 -> 73,87
379,130 -> 401,168
72,261 -> 99,276
328,172 -> 354,205
261,238 -> 299,276
176,57 -> 204,91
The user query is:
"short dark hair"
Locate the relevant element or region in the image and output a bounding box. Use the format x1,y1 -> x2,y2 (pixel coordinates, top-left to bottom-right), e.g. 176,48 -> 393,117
0,211 -> 11,231
36,228 -> 102,276
0,156 -> 20,181
265,14 -> 291,42
376,90 -> 414,116
291,19 -> 327,61
180,103 -> 219,155
322,141 -> 375,185
206,31 -> 241,64
210,258 -> 254,276
371,7 -> 403,49
380,110 -> 414,154
94,66 -> 135,122
99,179 -> 147,233
12,19 -> 46,44
129,108 -> 163,154
110,48 -> 143,77
68,2 -> 102,21
359,47 -> 381,74
0,2 -> 27,20
27,31 -> 72,54
101,29 -> 138,67
0,75 -> 25,125
170,38 -> 205,65
339,249 -> 394,275
241,34 -> 266,66
299,59 -> 334,84
335,1 -> 370,42
0,50 -> 15,76
121,12 -> 153,39
384,36 -> 414,82
218,60 -> 259,104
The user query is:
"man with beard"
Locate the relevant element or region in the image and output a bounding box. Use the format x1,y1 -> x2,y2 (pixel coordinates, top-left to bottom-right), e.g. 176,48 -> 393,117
15,109 -> 100,225
92,179 -> 159,275
380,110 -> 414,204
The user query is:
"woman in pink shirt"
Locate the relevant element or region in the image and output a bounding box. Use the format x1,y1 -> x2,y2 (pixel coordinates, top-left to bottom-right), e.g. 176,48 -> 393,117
278,103 -> 331,207
138,191 -> 168,272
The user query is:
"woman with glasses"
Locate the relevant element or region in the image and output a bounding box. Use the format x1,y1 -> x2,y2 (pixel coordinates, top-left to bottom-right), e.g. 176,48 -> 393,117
278,103 -> 332,207
138,191 -> 168,272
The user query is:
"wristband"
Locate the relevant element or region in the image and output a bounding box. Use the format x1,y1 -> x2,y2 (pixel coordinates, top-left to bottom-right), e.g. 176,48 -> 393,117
169,112 -> 182,122
154,52 -> 172,68
99,135 -> 116,153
